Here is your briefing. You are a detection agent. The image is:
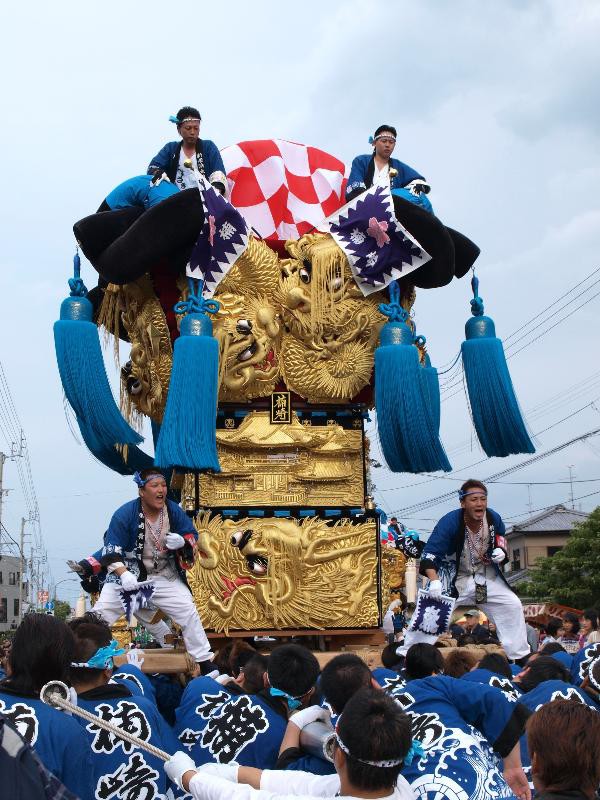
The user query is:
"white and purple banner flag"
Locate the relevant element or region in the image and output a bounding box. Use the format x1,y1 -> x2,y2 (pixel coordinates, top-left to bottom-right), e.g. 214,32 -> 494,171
187,175 -> 250,296
322,184 -> 431,295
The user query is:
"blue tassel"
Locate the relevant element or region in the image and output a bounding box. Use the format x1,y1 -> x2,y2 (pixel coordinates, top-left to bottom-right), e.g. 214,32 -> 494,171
421,352 -> 441,432
461,274 -> 535,457
154,279 -> 221,471
76,415 -> 153,475
375,282 -> 451,473
54,252 -> 143,451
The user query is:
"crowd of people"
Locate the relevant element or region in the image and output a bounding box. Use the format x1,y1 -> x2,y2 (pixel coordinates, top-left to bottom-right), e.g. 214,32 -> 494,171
0,606 -> 599,800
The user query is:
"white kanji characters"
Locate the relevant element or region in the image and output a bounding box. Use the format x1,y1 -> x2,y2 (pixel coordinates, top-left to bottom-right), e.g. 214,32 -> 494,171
219,221 -> 236,240
421,605 -> 441,634
195,691 -> 231,720
201,695 -> 268,763
349,227 -> 366,245
489,676 -> 519,703
88,701 -> 151,754
179,727 -> 202,751
0,700 -> 39,745
97,753 -> 159,800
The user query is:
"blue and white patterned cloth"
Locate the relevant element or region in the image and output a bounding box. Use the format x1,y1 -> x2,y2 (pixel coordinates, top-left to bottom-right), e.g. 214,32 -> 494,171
186,175 -> 249,296
324,184 -> 431,295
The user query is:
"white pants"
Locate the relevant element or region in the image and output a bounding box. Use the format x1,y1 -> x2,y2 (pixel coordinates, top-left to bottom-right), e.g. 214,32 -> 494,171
456,572 -> 530,660
94,575 -> 213,662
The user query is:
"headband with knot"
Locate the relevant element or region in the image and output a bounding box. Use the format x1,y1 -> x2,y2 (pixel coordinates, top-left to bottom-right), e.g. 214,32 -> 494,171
169,114 -> 201,125
333,728 -> 422,767
458,488 -> 487,500
133,471 -> 165,488
71,639 -> 124,670
369,133 -> 397,144
269,686 -> 302,711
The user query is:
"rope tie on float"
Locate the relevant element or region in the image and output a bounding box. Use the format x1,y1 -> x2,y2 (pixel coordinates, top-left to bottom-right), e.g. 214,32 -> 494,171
40,681 -> 170,761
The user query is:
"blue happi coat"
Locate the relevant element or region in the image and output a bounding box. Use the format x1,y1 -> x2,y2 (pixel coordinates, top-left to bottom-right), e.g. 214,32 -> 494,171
420,508 -> 510,597
147,139 -> 226,189
174,677 -> 287,768
105,175 -> 180,211
110,663 -> 157,703
461,668 -> 522,704
397,675 -> 529,800
372,667 -> 407,697
0,683 -> 94,799
76,682 -> 180,800
571,641 -> 600,685
346,154 -> 423,199
101,498 -> 196,585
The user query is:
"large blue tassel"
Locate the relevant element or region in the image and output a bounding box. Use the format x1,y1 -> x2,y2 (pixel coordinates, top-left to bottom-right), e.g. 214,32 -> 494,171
421,351 -> 441,433
154,279 -> 221,471
461,274 -> 535,457
54,252 -> 143,451
76,415 -> 153,475
375,282 -> 451,473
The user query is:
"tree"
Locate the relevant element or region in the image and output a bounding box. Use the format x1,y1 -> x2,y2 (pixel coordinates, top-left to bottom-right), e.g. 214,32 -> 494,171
53,599 -> 72,621
517,506 -> 600,608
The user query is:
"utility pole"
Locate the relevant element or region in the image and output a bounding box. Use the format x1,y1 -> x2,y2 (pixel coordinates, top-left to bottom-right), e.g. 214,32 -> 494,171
19,517 -> 25,621
0,451 -> 6,533
526,484 -> 533,515
567,465 -> 575,510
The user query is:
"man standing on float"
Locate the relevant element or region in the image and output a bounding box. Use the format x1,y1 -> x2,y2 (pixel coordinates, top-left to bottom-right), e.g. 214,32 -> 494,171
420,479 -> 529,662
92,468 -> 214,673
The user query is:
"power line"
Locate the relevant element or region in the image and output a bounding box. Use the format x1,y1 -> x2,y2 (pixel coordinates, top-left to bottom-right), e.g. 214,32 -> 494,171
438,272 -> 600,397
390,426 -> 600,516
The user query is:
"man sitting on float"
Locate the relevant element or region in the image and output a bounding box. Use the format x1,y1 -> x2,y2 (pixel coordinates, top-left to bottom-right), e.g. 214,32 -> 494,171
346,124 -> 432,212
147,105 -> 227,195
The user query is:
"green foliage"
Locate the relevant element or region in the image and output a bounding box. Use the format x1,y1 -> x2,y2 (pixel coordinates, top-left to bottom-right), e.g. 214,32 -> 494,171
53,599 -> 72,621
518,506 -> 600,608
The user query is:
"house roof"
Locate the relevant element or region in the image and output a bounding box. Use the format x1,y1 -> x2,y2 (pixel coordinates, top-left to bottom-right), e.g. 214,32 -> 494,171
507,504 -> 589,536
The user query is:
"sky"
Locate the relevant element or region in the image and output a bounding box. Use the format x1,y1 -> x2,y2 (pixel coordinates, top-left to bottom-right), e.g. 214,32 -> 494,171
0,0 -> 599,605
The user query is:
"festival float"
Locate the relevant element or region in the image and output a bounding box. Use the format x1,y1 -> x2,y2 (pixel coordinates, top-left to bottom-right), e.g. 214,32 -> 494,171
56,136 -> 534,648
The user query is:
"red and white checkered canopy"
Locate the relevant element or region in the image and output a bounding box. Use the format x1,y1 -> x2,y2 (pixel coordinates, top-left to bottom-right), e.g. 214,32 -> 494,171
222,139 -> 348,243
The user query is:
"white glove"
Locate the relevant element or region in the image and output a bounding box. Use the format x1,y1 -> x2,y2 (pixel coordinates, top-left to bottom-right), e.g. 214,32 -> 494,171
198,762 -> 240,782
428,579 -> 442,598
119,570 -> 139,591
64,687 -> 78,715
165,751 -> 197,790
491,547 -> 506,564
289,705 -> 331,730
166,532 -> 185,550
388,599 -> 402,611
126,650 -> 144,668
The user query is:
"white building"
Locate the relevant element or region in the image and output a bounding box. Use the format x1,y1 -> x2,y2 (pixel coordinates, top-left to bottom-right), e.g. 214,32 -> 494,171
0,555 -> 25,632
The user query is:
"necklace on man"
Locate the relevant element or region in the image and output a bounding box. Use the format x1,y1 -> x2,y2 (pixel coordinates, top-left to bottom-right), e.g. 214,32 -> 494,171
465,519 -> 488,603
146,507 -> 165,570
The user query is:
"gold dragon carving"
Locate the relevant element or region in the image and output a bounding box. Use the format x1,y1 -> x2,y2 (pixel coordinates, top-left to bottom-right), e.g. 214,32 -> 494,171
187,513 -> 379,633
97,230 -> 418,413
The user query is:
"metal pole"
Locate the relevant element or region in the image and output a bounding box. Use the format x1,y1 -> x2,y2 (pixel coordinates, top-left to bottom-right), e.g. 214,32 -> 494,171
0,452 -> 6,534
19,517 -> 25,622
568,465 -> 575,510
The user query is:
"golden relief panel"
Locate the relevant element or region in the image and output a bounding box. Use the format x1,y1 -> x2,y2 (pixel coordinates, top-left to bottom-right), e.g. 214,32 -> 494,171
97,233 -> 411,416
183,411 -> 365,508
188,513 -> 379,633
